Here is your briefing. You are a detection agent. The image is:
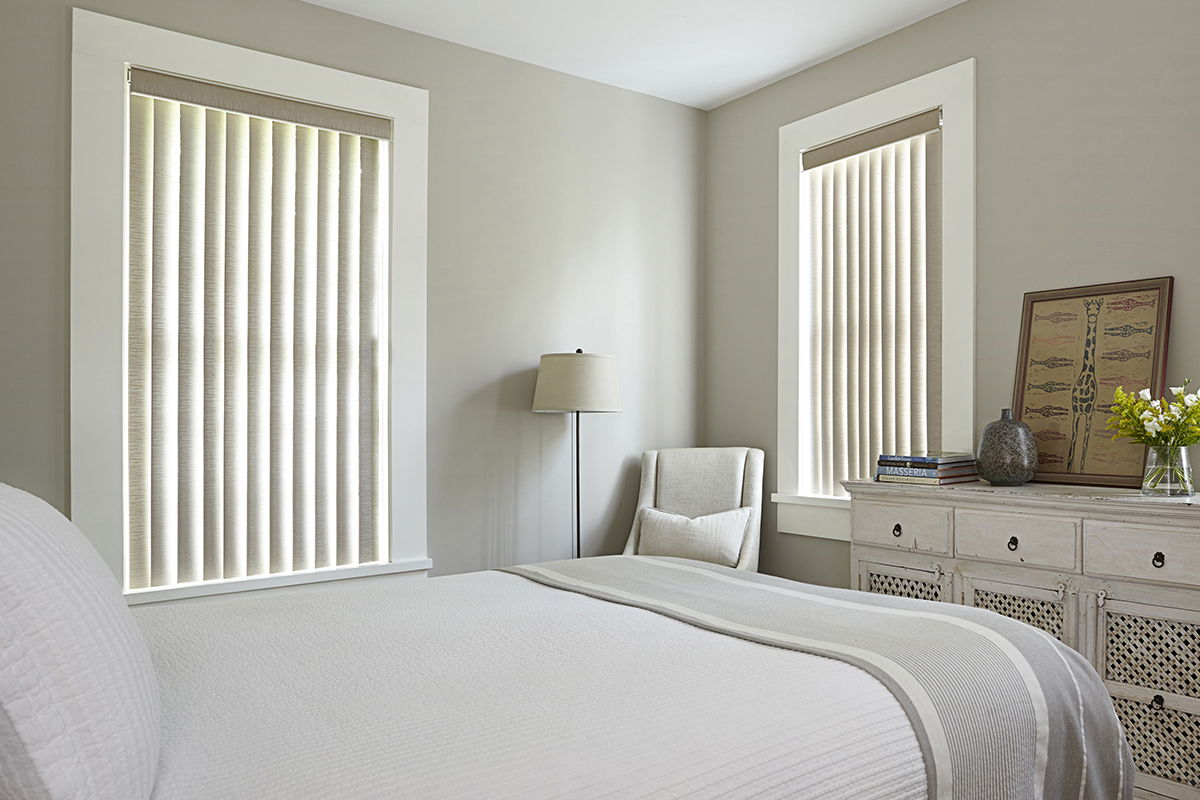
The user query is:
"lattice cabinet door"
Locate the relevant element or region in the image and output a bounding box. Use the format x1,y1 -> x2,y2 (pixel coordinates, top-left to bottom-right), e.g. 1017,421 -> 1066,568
858,560 -> 950,602
1097,594 -> 1200,800
960,574 -> 1078,651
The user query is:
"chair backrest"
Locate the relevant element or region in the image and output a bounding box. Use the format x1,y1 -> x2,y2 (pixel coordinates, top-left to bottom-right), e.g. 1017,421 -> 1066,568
623,447 -> 764,570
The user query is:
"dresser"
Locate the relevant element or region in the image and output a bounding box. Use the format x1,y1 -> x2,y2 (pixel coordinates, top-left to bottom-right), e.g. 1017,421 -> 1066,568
845,480 -> 1200,800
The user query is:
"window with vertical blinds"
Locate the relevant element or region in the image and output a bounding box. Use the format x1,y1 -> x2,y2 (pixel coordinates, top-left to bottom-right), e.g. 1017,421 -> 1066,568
801,113 -> 943,497
126,70 -> 391,590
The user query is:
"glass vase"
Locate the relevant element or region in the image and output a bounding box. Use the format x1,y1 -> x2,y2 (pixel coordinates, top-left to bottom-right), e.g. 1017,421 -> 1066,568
1141,445 -> 1194,497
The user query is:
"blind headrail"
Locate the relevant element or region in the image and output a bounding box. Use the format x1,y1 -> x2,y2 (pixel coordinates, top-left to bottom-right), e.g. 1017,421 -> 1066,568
128,67 -> 393,140
802,108 -> 940,171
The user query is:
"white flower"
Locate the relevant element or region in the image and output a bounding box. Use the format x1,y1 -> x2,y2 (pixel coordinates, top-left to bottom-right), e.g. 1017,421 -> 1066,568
1141,409 -> 1155,421
1186,393 -> 1199,408
1139,388 -> 1152,401
1172,386 -> 1186,397
1144,419 -> 1163,435
1151,399 -> 1162,411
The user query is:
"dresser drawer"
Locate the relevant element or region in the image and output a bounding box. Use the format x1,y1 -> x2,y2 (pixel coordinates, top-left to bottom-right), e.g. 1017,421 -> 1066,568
852,501 -> 952,554
955,509 -> 1079,570
1085,521 -> 1200,589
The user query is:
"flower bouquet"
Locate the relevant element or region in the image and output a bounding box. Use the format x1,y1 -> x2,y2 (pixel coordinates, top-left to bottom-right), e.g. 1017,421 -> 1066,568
1105,381 -> 1200,496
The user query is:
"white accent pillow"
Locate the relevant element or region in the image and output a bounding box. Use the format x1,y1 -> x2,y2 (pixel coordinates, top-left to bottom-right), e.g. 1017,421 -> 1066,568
636,506 -> 751,567
0,484 -> 160,800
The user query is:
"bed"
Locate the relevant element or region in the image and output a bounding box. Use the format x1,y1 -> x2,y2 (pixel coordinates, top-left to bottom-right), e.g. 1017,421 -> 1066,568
0,485 -> 1134,800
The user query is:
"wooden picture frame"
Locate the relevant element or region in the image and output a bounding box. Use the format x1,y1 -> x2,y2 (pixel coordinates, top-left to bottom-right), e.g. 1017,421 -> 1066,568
1013,277 -> 1173,487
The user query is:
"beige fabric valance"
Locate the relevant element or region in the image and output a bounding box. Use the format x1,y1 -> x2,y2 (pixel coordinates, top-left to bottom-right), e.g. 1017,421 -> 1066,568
802,108 -> 940,171
129,67 -> 393,140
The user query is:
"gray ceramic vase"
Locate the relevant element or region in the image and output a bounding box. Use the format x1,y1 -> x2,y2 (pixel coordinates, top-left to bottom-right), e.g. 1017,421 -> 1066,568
977,408 -> 1038,486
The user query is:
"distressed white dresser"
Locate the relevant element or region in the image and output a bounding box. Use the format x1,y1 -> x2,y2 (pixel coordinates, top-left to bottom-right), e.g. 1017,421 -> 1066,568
845,480 -> 1200,800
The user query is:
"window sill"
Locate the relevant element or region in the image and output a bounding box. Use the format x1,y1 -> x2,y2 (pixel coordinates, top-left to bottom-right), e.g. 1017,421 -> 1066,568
771,493 -> 852,541
771,492 -> 850,509
124,558 -> 433,605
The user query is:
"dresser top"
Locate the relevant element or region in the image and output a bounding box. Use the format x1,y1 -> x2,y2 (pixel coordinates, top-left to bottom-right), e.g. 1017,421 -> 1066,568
842,480 -> 1198,516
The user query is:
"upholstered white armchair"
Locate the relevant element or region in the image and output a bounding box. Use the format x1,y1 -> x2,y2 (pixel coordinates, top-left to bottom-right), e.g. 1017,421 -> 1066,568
623,447 -> 764,571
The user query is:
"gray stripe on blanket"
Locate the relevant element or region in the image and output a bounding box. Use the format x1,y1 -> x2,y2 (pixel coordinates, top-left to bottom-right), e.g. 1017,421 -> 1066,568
499,556 -> 1133,800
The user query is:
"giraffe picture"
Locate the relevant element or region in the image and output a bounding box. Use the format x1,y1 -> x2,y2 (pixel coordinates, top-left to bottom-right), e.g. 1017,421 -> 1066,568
1012,277 -> 1173,487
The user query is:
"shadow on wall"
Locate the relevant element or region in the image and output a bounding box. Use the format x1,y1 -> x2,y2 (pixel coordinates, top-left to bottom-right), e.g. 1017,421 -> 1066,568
433,367 -> 642,574
597,454 -> 641,556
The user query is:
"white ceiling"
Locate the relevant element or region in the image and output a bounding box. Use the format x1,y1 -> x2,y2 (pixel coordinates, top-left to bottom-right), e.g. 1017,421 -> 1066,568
300,0 -> 969,109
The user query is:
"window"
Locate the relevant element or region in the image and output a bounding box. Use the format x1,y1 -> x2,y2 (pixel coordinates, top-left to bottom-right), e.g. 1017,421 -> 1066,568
71,11 -> 429,599
800,111 -> 942,497
775,60 -> 974,538
125,70 -> 391,589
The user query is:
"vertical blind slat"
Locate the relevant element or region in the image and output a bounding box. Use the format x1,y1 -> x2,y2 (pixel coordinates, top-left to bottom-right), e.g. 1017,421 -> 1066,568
805,133 -> 939,497
926,133 -> 944,452
246,117 -> 273,576
336,134 -> 361,566
910,138 -> 928,453
832,160 -> 848,493
128,96 -> 153,591
177,103 -> 205,585
315,130 -> 340,570
293,126 -> 318,573
857,153 -> 872,475
127,96 -> 387,591
223,112 -> 250,581
820,169 -> 835,497
359,138 -> 381,563
880,145 -> 897,460
374,143 -> 391,559
270,122 -> 296,575
808,168 -> 823,496
868,150 -> 884,468
844,157 -> 860,484
202,109 -> 226,581
150,99 -> 180,588
895,138 -> 913,456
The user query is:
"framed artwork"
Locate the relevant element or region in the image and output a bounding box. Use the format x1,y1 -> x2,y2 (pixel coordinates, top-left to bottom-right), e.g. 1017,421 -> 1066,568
1013,277 -> 1173,487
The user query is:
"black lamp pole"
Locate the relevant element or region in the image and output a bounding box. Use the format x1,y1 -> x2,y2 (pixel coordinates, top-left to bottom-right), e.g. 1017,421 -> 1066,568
574,408 -> 581,558
573,347 -> 583,558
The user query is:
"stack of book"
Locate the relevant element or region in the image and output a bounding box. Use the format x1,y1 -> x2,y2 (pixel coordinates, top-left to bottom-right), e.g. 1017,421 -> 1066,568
875,451 -> 979,485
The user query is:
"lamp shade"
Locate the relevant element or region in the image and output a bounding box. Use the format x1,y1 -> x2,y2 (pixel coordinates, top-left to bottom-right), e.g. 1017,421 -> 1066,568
532,353 -> 621,412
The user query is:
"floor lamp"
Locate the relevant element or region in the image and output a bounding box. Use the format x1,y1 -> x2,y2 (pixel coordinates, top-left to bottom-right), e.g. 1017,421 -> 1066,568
532,350 -> 621,558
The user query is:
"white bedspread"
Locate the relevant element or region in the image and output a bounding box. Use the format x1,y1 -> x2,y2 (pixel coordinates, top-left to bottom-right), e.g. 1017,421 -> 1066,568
133,570 -> 926,799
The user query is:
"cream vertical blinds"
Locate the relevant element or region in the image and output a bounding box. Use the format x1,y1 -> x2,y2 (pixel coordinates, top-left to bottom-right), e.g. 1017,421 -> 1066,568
126,89 -> 389,590
805,130 -> 942,497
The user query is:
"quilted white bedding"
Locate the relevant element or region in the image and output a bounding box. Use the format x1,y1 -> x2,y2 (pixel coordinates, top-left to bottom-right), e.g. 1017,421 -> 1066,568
133,570 -> 926,800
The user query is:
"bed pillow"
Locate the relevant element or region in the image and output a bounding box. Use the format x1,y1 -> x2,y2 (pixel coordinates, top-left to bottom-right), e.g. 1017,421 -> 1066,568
0,484 -> 160,800
635,506 -> 751,567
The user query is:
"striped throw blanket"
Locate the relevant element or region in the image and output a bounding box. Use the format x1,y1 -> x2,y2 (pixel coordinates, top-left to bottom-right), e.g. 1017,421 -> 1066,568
501,556 -> 1133,800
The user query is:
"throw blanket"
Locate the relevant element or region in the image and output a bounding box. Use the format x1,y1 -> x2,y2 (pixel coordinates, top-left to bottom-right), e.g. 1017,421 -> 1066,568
502,556 -> 1134,800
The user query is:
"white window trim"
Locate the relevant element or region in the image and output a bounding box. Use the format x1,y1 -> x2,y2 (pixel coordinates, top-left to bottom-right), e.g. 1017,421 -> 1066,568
775,59 -> 975,541
70,9 -> 430,601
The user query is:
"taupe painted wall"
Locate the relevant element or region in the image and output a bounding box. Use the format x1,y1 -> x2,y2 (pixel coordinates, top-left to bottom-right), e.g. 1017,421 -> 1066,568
0,0 -> 705,575
705,0 -> 1200,586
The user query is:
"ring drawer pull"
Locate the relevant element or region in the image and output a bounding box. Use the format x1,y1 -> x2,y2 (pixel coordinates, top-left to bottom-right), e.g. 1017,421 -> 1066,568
1007,536 -> 1019,552
892,523 -> 903,538
1152,551 -> 1166,569
1151,694 -> 1165,711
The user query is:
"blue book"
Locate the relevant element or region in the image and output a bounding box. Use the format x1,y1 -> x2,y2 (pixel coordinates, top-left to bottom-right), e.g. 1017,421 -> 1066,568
876,464 -> 977,478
